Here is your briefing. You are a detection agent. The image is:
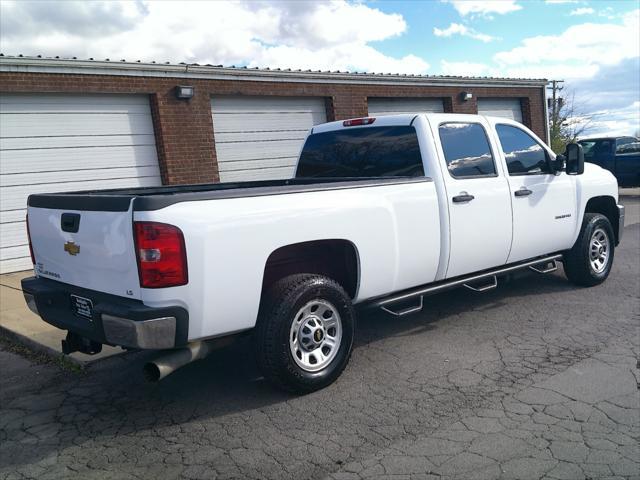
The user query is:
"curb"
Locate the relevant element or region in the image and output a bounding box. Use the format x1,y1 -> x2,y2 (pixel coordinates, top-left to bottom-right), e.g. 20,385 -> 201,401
0,323 -> 130,368
0,322 -> 86,368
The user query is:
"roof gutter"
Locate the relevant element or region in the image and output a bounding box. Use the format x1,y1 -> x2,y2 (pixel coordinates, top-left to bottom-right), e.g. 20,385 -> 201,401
0,57 -> 549,88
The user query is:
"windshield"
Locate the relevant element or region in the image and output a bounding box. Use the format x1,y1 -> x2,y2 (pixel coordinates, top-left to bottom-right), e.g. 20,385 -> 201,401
579,139 -> 613,160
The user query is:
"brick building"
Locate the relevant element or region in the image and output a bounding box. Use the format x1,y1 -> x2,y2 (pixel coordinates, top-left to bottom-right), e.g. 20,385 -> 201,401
0,55 -> 549,272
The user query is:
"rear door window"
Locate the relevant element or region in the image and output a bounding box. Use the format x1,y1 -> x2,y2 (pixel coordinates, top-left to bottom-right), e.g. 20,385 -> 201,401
296,126 -> 424,178
438,123 -> 496,178
616,138 -> 638,154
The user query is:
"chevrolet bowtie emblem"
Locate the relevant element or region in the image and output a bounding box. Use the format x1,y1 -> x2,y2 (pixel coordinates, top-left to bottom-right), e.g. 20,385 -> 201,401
64,241 -> 80,256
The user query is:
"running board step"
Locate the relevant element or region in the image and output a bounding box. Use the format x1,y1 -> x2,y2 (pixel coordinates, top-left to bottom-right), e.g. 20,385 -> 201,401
529,259 -> 558,274
372,254 -> 563,316
463,275 -> 497,292
380,296 -> 424,317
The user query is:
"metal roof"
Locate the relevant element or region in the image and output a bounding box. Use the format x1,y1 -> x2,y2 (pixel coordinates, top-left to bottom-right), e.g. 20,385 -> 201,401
0,54 -> 549,87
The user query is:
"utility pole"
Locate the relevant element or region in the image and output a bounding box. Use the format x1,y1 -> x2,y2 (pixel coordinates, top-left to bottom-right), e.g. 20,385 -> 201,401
548,79 -> 564,128
547,79 -> 565,152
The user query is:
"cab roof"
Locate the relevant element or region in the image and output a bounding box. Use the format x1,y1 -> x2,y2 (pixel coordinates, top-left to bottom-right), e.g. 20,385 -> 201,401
311,113 -> 509,134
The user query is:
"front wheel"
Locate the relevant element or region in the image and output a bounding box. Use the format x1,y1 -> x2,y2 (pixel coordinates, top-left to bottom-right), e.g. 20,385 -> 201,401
563,213 -> 615,287
254,274 -> 355,394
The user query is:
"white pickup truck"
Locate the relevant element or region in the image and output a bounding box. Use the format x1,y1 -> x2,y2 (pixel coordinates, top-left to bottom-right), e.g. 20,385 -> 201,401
22,113 -> 624,393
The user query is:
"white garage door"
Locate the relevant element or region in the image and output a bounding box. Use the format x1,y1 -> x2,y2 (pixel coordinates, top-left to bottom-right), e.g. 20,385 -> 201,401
0,93 -> 162,273
211,96 -> 327,182
368,98 -> 445,116
478,98 -> 523,123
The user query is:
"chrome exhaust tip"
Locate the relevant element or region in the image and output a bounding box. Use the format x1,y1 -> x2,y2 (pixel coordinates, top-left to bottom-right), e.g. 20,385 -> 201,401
143,337 -> 234,382
142,362 -> 163,382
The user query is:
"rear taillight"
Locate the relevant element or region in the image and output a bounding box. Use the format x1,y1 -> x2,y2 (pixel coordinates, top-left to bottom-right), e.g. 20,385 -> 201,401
134,222 -> 188,288
26,214 -> 35,265
343,117 -> 376,127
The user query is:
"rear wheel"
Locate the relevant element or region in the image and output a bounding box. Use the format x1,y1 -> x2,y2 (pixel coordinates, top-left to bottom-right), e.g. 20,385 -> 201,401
563,213 -> 615,287
254,274 -> 355,394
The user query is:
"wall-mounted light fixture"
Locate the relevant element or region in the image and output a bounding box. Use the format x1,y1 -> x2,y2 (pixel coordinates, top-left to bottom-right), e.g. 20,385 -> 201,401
460,91 -> 473,101
175,85 -> 194,100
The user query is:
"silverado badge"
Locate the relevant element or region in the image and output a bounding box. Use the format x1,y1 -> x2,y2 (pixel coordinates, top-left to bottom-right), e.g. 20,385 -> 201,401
64,241 -> 80,256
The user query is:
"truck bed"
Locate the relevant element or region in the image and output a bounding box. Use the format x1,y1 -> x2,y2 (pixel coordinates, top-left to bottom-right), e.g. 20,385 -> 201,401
28,176 -> 429,212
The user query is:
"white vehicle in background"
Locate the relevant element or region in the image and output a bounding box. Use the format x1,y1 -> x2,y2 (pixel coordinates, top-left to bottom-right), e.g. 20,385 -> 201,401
23,113 -> 624,393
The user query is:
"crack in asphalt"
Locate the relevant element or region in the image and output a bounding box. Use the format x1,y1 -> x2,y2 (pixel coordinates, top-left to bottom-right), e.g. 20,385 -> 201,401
1,223 -> 638,480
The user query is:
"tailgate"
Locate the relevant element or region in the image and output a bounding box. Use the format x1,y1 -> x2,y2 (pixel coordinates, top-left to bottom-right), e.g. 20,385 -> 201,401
27,201 -> 142,300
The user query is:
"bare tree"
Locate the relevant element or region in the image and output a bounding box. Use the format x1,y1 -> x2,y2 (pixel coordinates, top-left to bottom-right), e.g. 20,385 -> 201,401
548,82 -> 600,153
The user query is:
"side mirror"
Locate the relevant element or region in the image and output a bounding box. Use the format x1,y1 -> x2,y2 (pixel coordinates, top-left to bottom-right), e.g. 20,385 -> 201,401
565,143 -> 584,175
552,154 -> 566,175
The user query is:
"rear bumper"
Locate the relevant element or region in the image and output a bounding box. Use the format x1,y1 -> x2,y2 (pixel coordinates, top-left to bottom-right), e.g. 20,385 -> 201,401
21,276 -> 188,350
617,204 -> 625,244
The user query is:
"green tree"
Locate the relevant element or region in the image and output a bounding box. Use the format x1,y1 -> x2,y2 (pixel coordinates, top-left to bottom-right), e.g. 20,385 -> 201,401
548,82 -> 597,154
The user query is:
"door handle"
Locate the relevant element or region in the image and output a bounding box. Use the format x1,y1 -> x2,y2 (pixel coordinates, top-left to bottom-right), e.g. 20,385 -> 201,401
452,193 -> 475,203
514,188 -> 533,197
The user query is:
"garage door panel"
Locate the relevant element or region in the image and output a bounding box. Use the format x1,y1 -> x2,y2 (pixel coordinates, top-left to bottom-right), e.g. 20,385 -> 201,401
368,98 -> 444,116
212,96 -> 326,113
0,244 -> 30,261
2,177 -> 161,211
0,209 -> 25,225
218,157 -> 298,172
0,93 -> 162,273
215,140 -> 305,162
0,223 -> 27,249
1,146 -> 160,175
2,165 -> 161,187
212,96 -> 326,182
0,255 -> 32,274
2,113 -> 154,137
1,93 -> 150,106
478,98 -> 523,123
212,112 -> 326,133
0,102 -> 151,114
215,130 -> 309,143
1,134 -> 156,150
221,166 -> 296,182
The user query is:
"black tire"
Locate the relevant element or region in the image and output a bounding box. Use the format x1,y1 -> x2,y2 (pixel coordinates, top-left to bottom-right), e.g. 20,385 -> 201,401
563,213 -> 615,287
254,274 -> 355,394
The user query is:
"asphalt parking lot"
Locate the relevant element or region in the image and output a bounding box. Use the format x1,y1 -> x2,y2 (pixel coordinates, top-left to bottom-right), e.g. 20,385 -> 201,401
1,197 -> 638,480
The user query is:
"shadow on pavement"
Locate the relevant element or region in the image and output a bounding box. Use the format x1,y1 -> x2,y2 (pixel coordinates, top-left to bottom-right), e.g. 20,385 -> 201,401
1,223 -> 637,472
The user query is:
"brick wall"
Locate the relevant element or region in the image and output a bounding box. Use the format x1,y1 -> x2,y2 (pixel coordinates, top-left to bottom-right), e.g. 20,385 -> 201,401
0,72 -> 546,185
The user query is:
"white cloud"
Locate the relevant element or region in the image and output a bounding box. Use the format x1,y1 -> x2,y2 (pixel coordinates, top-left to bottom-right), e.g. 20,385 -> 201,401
502,64 -> 599,80
580,101 -> 640,137
570,7 -> 595,16
440,60 -> 492,76
597,6 -> 619,20
253,45 -> 428,74
493,9 -> 640,80
444,0 -> 521,17
438,60 -> 599,81
433,23 -> 497,42
0,0 -> 429,74
545,0 -> 578,4
479,59 -> 640,139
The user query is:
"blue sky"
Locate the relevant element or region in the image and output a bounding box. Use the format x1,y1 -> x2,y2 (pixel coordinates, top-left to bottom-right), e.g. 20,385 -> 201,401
374,0 -> 627,69
1,0 -> 638,136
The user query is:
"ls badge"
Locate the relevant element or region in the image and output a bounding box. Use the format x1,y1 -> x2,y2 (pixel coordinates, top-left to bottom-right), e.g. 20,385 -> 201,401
64,241 -> 80,256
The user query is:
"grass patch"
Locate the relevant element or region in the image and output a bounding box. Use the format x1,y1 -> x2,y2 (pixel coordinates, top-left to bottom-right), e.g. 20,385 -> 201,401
0,333 -> 84,374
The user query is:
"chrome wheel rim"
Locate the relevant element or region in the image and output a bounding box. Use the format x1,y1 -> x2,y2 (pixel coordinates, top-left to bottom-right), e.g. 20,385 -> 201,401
289,300 -> 342,372
589,228 -> 610,273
